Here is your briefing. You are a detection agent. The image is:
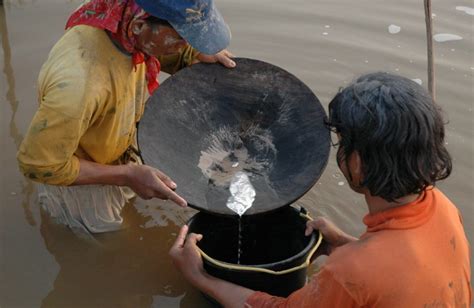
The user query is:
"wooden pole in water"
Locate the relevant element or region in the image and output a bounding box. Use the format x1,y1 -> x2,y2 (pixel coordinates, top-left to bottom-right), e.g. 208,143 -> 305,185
424,0 -> 435,100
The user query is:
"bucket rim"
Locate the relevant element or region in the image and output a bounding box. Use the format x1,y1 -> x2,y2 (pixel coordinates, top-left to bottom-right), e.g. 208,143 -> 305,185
192,210 -> 323,275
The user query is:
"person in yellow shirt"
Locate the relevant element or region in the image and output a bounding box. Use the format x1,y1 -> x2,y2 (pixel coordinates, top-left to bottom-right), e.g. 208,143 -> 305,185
17,0 -> 235,235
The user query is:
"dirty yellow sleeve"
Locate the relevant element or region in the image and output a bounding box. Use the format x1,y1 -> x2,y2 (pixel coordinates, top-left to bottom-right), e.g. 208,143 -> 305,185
17,25 -> 199,185
158,44 -> 200,75
17,25 -> 149,185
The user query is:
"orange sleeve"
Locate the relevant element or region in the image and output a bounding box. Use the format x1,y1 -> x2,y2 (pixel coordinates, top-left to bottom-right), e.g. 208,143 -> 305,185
245,268 -> 358,308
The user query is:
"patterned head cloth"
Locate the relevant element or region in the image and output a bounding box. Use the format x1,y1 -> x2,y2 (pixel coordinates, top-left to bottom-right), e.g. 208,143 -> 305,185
66,0 -> 161,94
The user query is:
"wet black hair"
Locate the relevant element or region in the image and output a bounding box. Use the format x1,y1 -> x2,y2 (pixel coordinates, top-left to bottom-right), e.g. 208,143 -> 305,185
326,72 -> 452,201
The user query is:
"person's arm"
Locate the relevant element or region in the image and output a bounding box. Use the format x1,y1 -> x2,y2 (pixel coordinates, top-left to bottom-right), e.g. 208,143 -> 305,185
17,106 -> 187,206
73,159 -> 186,206
158,45 -> 235,74
169,225 -> 358,308
169,225 -> 253,308
157,44 -> 199,74
193,49 -> 236,68
17,65 -> 187,207
305,217 -> 358,256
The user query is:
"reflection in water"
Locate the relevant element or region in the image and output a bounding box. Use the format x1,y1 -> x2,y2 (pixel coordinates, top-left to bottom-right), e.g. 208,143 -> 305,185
0,4 -> 22,148
0,4 -> 36,226
39,203 -> 192,308
20,178 -> 36,226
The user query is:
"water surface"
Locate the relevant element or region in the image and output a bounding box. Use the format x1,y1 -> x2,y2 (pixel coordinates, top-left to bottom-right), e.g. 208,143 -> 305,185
1,0 -> 472,307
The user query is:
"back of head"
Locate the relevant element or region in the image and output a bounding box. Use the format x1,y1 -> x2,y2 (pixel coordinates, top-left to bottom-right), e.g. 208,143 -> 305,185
327,72 -> 452,201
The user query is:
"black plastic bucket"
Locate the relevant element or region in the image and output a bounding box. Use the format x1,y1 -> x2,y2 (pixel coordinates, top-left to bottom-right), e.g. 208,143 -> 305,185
187,206 -> 322,297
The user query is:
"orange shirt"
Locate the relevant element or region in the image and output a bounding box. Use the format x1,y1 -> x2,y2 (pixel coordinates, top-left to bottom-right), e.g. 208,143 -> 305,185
246,188 -> 471,307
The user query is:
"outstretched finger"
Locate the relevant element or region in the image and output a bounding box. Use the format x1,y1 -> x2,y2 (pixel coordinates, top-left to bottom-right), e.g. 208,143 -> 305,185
166,189 -> 188,207
219,54 -> 236,68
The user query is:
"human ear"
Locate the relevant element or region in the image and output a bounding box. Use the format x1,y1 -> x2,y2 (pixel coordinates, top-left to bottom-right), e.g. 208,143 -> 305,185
349,151 -> 364,185
130,19 -> 147,35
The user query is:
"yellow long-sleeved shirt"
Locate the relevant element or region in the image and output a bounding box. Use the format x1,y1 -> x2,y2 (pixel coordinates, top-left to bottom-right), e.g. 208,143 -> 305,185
17,25 -> 198,185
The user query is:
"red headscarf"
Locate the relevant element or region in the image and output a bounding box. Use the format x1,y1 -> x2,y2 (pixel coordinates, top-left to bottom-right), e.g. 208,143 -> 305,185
66,0 -> 161,94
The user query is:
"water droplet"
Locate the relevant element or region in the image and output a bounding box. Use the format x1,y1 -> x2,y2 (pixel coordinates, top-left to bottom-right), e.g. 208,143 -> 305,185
333,59 -> 337,62
332,173 -> 341,178
388,24 -> 401,34
10,192 -> 17,196
338,181 -> 345,186
364,60 -> 369,63
322,32 -> 329,36
395,68 -> 400,71
232,162 -> 239,168
324,25 -> 331,28
139,236 -> 143,241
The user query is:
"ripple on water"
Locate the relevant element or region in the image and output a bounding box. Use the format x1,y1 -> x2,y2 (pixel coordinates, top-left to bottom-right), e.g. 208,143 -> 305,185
456,6 -> 474,16
411,78 -> 422,85
433,33 -> 463,42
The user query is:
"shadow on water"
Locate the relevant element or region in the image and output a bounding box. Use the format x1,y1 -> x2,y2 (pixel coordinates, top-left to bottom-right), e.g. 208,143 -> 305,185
0,3 -> 36,226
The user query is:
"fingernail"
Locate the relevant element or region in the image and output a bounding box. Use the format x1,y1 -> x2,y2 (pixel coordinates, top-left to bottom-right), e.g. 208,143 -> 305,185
230,61 -> 236,67
171,182 -> 177,189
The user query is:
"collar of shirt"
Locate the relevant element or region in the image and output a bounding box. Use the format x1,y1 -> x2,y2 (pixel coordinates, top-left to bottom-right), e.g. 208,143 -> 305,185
363,188 -> 436,232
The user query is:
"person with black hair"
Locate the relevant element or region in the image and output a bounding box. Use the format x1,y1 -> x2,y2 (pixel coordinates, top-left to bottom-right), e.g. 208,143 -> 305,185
17,0 -> 234,236
170,72 -> 471,307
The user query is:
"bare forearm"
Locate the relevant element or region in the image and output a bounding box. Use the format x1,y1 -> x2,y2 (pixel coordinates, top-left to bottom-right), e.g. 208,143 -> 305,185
195,273 -> 254,308
72,158 -> 129,186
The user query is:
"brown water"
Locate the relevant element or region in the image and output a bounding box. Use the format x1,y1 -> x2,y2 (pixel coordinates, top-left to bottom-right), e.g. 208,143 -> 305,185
1,0 -> 472,307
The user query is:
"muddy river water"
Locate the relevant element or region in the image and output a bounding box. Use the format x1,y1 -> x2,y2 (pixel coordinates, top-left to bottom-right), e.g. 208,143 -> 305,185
1,0 -> 472,307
